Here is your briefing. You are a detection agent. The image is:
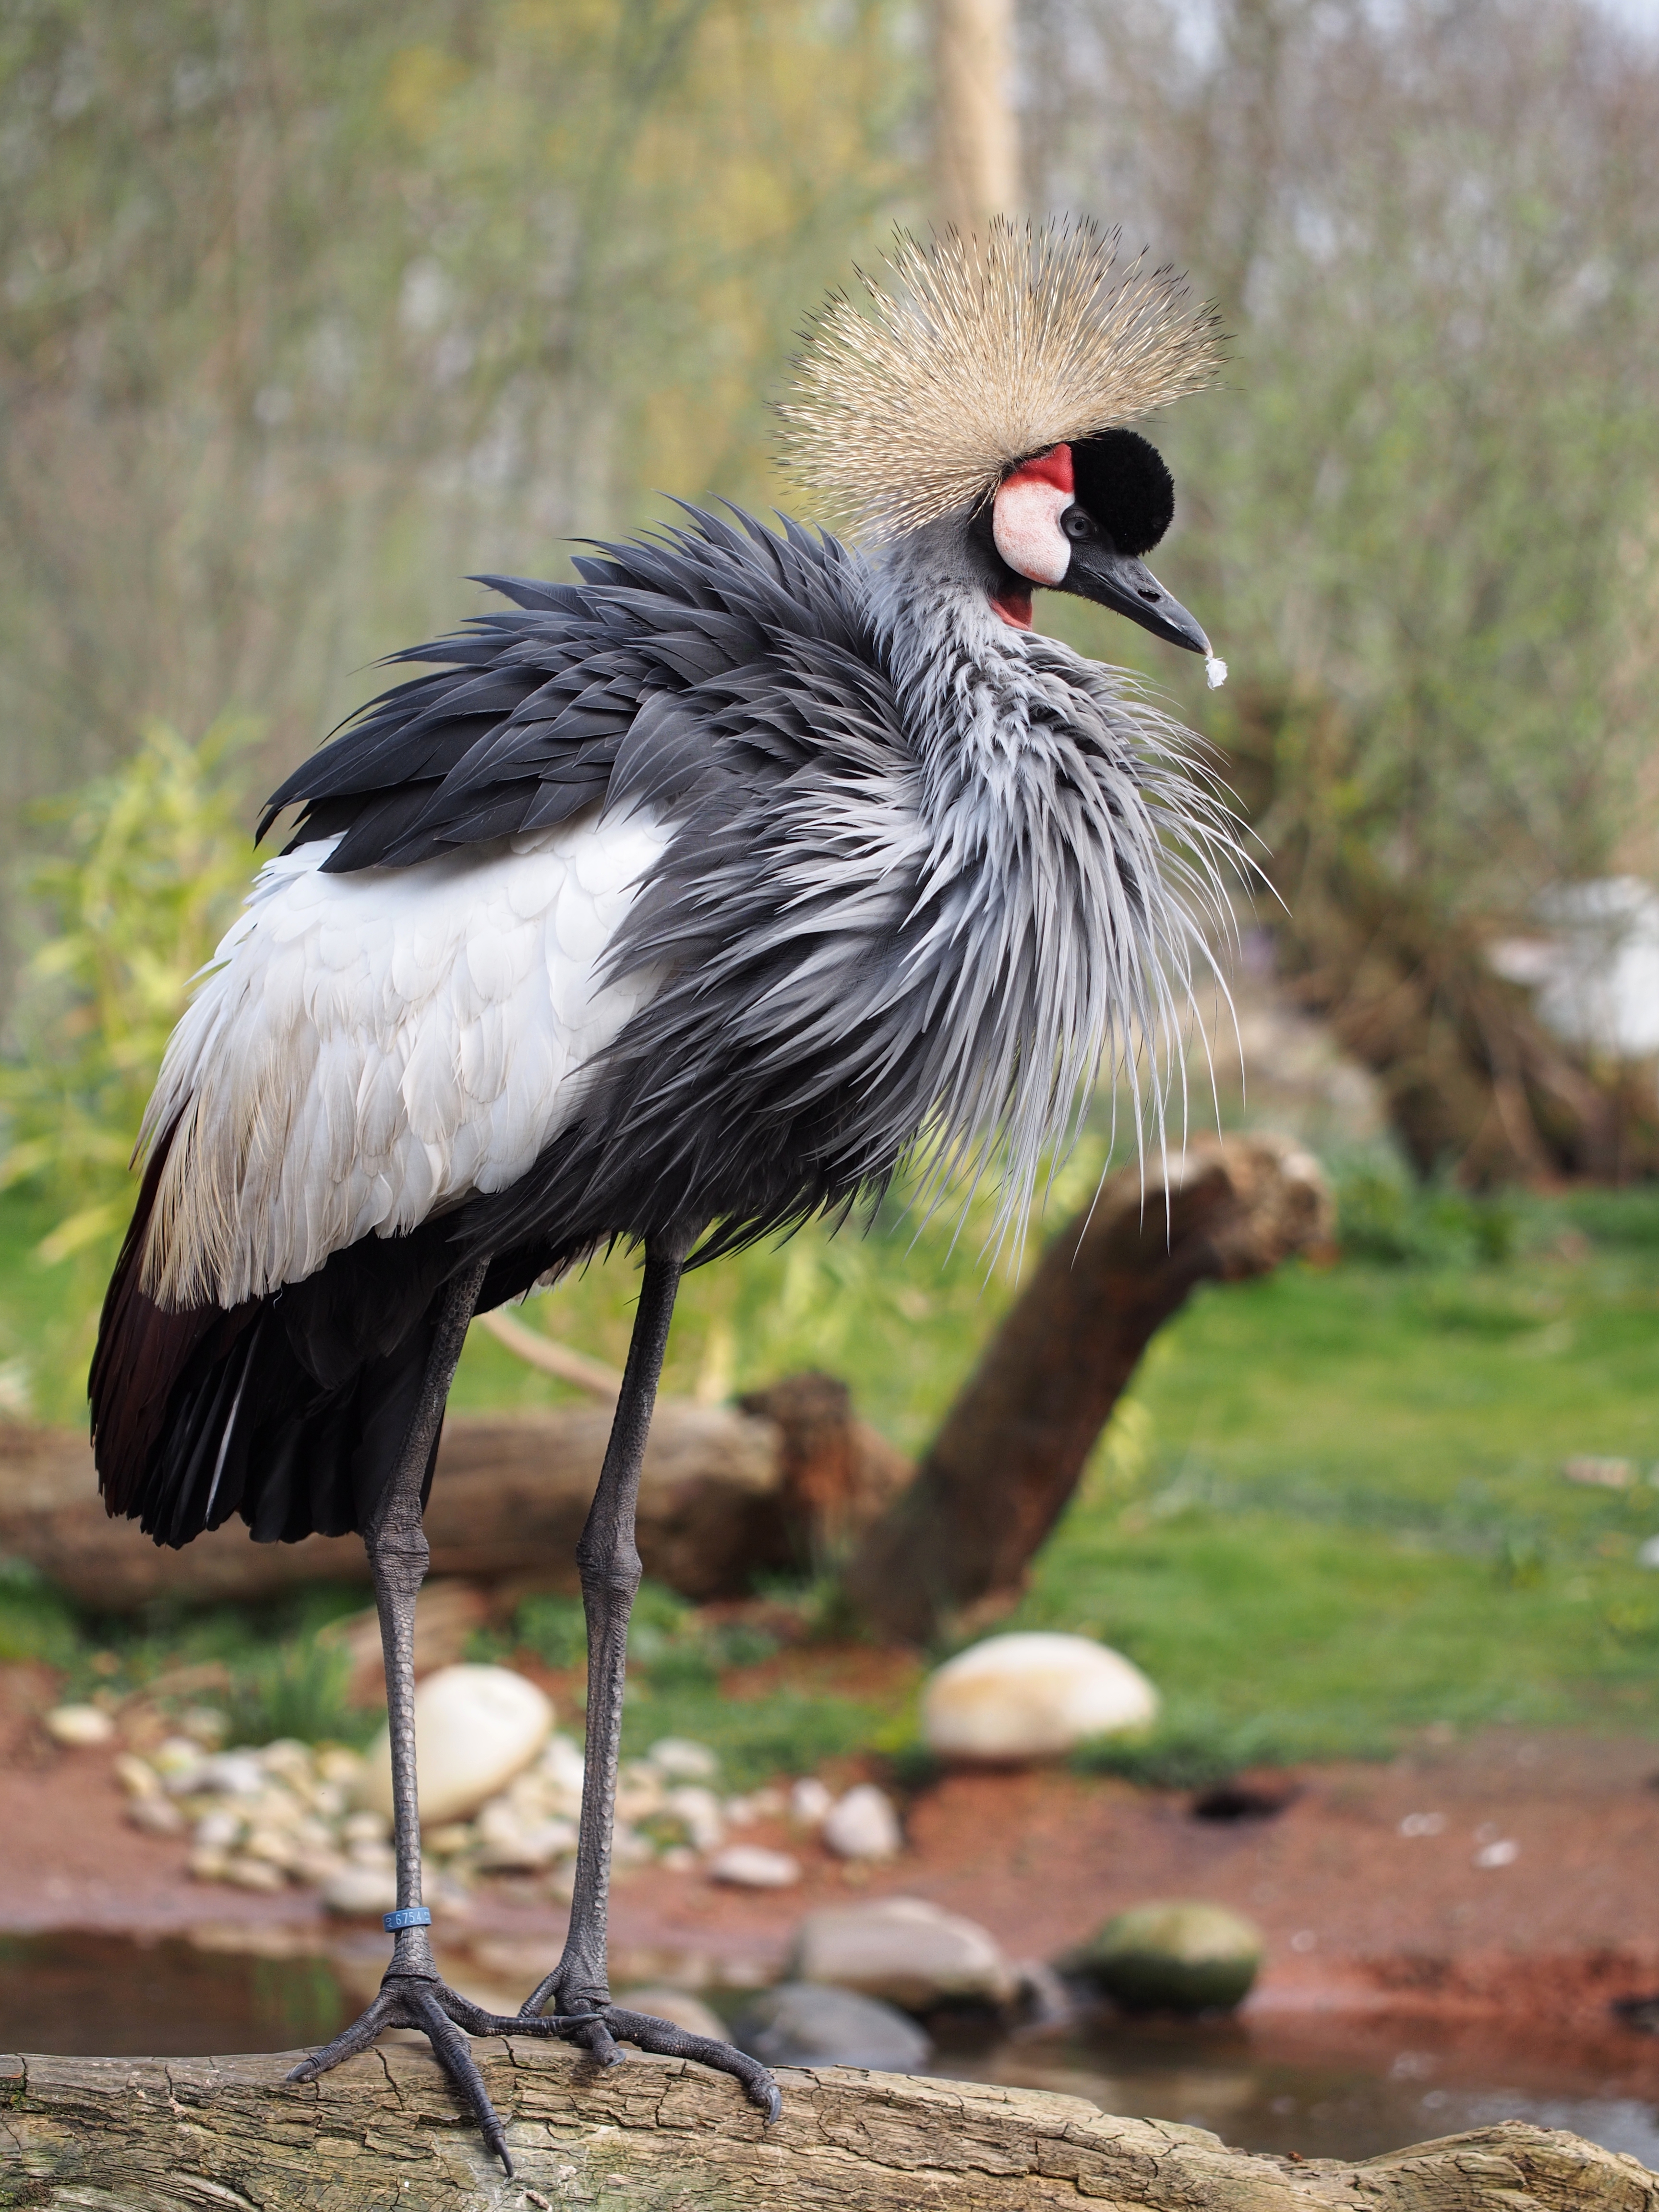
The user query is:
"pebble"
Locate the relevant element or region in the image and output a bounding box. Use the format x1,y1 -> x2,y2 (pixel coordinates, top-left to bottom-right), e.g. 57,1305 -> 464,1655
323,1863 -> 400,1917
665,1785 -> 726,1853
732,1982 -> 932,2072
821,1784 -> 902,1861
43,1704 -> 115,1748
1563,1456 -> 1633,1488
649,1737 -> 721,1780
125,1796 -> 185,1836
790,1777 -> 834,1828
1064,1900 -> 1263,2013
357,1665 -> 553,1825
708,1845 -> 801,1888
922,1632 -> 1159,1761
788,1896 -> 1014,2011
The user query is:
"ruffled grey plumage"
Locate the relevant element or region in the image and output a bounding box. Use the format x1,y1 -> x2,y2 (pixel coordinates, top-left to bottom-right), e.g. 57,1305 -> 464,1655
95,503 -> 1239,1548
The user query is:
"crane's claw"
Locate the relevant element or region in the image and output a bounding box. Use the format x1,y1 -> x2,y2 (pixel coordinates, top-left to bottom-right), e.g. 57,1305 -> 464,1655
538,2002 -> 782,2121
287,1972 -> 564,2176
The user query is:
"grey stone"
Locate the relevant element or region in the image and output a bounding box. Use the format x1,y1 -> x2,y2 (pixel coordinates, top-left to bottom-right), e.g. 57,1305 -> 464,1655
788,1895 -> 1016,2012
732,1982 -> 932,2072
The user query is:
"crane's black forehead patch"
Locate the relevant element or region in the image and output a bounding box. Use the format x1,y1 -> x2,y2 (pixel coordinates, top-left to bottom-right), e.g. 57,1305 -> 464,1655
1070,429 -> 1176,557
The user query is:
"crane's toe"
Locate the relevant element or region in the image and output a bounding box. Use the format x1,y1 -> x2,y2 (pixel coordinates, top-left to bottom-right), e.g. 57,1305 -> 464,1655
563,2004 -> 782,2119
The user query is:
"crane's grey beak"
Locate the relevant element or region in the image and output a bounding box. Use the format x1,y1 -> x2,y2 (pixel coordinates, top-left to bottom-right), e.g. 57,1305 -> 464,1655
1059,541 -> 1210,657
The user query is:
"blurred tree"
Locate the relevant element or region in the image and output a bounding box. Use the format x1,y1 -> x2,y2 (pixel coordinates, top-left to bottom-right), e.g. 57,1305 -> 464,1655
934,0 -> 1019,229
0,0 -> 918,889
1025,0 -> 1659,1178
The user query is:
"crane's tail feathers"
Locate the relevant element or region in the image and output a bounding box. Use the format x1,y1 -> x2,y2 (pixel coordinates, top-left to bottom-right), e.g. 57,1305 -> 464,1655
92,1138 -> 468,1547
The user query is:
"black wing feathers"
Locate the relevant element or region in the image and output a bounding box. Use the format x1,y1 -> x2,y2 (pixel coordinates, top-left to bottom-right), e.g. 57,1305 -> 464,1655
261,510 -> 875,875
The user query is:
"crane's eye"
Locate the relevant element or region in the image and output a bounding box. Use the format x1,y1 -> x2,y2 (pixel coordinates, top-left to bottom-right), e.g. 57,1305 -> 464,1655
1061,505 -> 1098,543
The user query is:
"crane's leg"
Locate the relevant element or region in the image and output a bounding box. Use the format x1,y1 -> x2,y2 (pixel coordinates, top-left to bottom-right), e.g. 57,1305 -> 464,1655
287,1259 -> 567,2175
515,1232 -> 781,2122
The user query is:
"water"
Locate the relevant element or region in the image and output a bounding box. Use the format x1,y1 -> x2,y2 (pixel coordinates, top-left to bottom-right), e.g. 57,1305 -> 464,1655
3,1932 -> 1655,2169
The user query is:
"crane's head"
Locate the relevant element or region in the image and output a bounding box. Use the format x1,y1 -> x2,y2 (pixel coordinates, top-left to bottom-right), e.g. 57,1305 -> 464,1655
779,219 -> 1225,679
975,429 -> 1205,656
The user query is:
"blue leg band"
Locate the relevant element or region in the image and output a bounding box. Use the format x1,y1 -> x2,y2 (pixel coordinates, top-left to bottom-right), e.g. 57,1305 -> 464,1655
384,1906 -> 432,1932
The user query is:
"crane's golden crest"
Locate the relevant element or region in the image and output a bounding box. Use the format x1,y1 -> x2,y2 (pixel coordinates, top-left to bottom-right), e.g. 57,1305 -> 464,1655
778,218 -> 1224,541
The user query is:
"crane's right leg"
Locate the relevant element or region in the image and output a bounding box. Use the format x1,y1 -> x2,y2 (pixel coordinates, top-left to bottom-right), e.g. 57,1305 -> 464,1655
514,1232 -> 781,2120
287,1259 -> 566,2175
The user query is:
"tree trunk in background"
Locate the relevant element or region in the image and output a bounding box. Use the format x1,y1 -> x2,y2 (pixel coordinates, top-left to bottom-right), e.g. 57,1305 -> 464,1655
1225,683 -> 1659,1186
934,0 -> 1019,230
1,2045 -> 1640,2212
842,1134 -> 1333,1647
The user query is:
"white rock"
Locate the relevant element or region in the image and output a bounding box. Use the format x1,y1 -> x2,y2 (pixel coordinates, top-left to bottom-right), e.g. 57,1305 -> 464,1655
821,1784 -> 902,1861
194,1808 -> 246,1852
790,1777 -> 834,1828
152,1736 -> 209,1791
474,1816 -> 577,1872
323,1863 -> 400,1916
113,1754 -> 162,1800
709,1845 -> 802,1888
649,1737 -> 720,1780
126,1795 -> 185,1836
665,1784 -> 725,1853
1638,1535 -> 1659,1569
921,1633 -> 1158,1762
316,1747 -> 364,1788
341,1808 -> 390,1846
789,1896 -> 1016,2011
44,1704 -> 115,1747
198,1752 -> 268,1798
357,1665 -> 553,1825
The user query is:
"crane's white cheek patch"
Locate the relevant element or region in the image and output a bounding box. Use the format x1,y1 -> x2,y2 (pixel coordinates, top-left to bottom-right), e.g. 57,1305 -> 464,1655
992,479 -> 1072,588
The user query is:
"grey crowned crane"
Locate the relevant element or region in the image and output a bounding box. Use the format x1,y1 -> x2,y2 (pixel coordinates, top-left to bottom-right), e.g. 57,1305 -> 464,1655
91,221 -> 1237,2168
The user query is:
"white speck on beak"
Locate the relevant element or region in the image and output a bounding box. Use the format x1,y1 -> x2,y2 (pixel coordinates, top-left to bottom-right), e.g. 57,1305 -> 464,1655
1205,655 -> 1228,690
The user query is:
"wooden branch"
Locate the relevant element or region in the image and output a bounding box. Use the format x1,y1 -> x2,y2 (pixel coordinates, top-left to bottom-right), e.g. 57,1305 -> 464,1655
0,1407 -> 780,1610
842,1134 -> 1334,1645
473,1308 -> 624,1400
0,1386 -> 908,1611
2,2044 -> 1647,2212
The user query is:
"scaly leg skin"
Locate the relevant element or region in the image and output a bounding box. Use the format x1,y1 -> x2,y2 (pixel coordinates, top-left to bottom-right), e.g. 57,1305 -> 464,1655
286,1259 -> 566,2175
516,1233 -> 781,2123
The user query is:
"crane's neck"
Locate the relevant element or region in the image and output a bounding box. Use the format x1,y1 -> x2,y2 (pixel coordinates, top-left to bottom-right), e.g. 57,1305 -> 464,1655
868,520 -> 1114,825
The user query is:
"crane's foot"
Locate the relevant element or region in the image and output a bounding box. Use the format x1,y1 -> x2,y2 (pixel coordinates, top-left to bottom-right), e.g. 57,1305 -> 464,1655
541,2000 -> 781,2121
288,1971 -> 564,2175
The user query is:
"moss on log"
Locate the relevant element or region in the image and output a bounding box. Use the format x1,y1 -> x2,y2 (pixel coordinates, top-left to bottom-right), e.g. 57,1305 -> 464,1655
1,2042 -> 1651,2212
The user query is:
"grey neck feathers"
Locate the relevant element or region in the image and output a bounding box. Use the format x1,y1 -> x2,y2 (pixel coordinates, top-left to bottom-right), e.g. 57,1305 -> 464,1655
866,520 -> 1237,1261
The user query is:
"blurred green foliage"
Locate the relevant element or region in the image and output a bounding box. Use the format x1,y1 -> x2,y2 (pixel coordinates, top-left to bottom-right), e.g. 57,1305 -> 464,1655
221,1638 -> 376,1751
0,721 -> 254,1270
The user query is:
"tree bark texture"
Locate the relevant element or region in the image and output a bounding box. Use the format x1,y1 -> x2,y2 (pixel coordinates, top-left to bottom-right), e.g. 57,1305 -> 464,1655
842,1134 -> 1334,1646
3,2043 -> 1649,2212
0,1393 -> 906,1613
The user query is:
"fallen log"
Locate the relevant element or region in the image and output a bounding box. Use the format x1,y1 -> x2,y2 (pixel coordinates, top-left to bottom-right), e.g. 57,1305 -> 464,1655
0,1381 -> 906,1611
843,1133 -> 1334,1645
0,2044 -> 1647,2212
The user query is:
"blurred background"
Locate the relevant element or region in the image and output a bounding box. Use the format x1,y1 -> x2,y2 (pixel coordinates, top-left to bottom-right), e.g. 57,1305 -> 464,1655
5,0 -> 1659,2165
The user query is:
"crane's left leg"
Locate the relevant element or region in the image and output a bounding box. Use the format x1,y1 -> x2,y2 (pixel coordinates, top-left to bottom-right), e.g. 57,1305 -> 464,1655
287,1259 -> 566,2174
515,1231 -> 781,2121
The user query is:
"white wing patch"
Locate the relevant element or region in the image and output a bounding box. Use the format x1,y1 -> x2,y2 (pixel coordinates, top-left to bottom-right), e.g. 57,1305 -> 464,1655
139,805 -> 670,1310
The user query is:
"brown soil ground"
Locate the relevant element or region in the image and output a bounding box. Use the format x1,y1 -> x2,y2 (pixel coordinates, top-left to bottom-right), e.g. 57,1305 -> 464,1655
7,1651 -> 1659,2087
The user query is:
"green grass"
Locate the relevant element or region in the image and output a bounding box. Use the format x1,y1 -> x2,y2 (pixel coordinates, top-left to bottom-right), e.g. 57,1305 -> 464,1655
1012,1204 -> 1659,1752
6,1166 -> 1659,1774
